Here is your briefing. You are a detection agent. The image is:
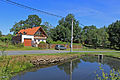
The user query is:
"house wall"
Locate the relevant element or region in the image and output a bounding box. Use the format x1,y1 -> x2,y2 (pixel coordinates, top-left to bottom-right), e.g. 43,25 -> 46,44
36,39 -> 46,44
22,35 -> 34,43
34,36 -> 47,44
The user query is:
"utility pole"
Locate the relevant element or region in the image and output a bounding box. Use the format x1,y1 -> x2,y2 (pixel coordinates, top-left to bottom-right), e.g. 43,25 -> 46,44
70,19 -> 73,52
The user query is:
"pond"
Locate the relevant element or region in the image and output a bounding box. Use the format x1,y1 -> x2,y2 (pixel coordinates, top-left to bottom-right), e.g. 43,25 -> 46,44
12,56 -> 120,80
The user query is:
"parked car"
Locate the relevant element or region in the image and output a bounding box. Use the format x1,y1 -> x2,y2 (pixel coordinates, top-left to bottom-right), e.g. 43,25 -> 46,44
55,45 -> 67,50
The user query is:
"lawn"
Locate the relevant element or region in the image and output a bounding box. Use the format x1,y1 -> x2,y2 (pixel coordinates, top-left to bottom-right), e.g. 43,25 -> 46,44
5,48 -> 117,51
66,48 -> 116,51
0,41 -> 40,51
26,52 -> 120,58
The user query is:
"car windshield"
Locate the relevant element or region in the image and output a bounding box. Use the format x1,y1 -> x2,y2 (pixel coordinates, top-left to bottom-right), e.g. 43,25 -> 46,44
60,45 -> 64,47
55,45 -> 59,47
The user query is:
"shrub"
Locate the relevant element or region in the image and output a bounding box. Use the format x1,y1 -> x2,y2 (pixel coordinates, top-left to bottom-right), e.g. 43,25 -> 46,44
73,43 -> 82,46
51,40 -> 67,44
39,41 -> 46,44
38,42 -> 47,49
0,36 -> 12,42
15,43 -> 24,48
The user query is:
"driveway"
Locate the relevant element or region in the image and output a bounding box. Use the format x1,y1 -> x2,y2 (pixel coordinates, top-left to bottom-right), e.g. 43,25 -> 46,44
0,50 -> 119,55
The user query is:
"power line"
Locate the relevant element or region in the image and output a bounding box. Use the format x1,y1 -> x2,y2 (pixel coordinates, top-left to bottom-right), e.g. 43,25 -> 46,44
0,0 -> 63,18
0,0 -> 85,27
80,23 -> 85,27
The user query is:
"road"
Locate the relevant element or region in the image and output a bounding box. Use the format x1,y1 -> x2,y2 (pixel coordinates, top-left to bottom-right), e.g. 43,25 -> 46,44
0,50 -> 119,55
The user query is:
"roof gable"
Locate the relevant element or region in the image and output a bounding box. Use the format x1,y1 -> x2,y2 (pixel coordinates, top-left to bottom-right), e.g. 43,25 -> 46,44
35,28 -> 46,36
18,26 -> 46,35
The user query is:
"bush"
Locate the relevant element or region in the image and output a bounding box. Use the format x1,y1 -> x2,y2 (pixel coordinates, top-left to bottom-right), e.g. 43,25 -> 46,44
73,43 -> 82,46
39,41 -> 46,44
15,43 -> 24,48
51,40 -> 67,44
0,45 -> 8,58
38,42 -> 47,49
0,36 -> 12,42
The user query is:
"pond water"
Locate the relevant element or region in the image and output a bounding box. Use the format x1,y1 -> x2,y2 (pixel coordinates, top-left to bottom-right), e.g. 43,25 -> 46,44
12,56 -> 120,80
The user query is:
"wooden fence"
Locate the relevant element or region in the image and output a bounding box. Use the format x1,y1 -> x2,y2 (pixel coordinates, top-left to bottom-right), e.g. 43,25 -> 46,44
38,43 -> 82,49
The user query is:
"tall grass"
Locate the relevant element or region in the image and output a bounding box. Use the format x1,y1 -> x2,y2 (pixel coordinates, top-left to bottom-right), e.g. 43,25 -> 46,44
97,65 -> 120,80
0,55 -> 34,80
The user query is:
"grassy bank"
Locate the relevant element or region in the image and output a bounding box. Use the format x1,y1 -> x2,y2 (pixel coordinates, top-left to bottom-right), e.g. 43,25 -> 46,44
26,51 -> 120,58
0,55 -> 34,80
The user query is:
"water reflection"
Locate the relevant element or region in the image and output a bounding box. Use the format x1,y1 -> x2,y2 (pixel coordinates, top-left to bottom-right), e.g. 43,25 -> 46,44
13,56 -> 120,80
57,55 -> 120,80
57,59 -> 80,75
81,56 -> 120,70
57,60 -> 77,80
70,60 -> 72,80
98,54 -> 103,63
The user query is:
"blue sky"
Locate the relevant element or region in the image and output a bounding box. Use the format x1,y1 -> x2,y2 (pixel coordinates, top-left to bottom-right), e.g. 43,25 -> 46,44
0,0 -> 120,35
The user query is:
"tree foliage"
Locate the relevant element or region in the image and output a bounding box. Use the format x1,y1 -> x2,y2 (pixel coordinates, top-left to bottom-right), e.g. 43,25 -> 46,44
0,30 -> 2,37
46,37 -> 53,44
50,25 -> 71,42
81,25 -> 110,48
107,20 -> 120,49
41,22 -> 53,35
0,34 -> 13,42
10,15 -> 42,34
50,14 -> 81,43
81,25 -> 97,45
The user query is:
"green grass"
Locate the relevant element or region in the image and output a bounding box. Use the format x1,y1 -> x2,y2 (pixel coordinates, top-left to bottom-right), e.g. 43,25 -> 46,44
0,55 -> 34,80
66,48 -> 116,51
6,47 -> 40,51
1,46 -> 116,51
0,46 -> 39,51
0,41 -> 42,51
22,52 -> 120,58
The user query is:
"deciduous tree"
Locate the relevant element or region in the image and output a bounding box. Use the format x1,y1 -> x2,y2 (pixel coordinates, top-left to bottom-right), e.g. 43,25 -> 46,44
0,30 -> 2,37
107,20 -> 120,49
10,15 -> 42,34
41,22 -> 53,35
50,14 -> 81,43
